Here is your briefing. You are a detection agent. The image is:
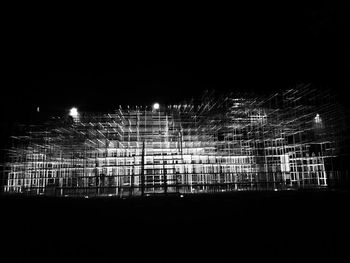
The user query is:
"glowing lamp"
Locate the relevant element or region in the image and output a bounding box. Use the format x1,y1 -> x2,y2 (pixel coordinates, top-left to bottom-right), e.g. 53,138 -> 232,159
153,103 -> 160,110
69,107 -> 79,118
314,114 -> 321,124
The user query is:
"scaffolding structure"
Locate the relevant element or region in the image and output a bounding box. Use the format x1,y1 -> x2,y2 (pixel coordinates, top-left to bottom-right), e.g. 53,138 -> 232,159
3,86 -> 349,197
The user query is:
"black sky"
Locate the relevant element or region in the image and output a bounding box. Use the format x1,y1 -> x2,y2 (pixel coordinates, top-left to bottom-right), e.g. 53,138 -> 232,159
2,1 -> 347,121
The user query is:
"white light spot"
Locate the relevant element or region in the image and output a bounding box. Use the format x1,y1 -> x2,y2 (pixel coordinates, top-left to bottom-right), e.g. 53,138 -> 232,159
69,107 -> 79,118
314,114 -> 322,124
153,103 -> 160,110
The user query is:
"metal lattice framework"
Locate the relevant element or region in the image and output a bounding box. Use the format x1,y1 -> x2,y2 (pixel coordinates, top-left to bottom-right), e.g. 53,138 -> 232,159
3,86 -> 349,197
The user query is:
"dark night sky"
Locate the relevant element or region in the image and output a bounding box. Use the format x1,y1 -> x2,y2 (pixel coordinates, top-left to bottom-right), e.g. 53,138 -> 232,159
2,1 -> 348,121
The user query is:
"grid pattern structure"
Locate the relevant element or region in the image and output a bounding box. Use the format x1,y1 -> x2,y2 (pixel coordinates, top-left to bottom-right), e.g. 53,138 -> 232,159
3,87 -> 348,197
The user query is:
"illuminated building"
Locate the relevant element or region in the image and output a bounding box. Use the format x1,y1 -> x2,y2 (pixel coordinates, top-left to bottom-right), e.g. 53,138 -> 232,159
2,87 -> 348,197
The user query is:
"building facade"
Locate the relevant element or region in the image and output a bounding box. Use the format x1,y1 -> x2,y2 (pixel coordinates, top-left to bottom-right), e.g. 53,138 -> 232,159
3,88 -> 346,197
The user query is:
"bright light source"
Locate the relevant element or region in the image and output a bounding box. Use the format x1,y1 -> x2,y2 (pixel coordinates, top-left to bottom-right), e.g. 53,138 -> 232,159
314,114 -> 321,124
69,107 -> 79,118
153,103 -> 160,110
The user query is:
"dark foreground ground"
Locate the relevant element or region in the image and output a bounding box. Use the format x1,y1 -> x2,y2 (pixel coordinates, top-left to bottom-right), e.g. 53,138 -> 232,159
1,190 -> 350,262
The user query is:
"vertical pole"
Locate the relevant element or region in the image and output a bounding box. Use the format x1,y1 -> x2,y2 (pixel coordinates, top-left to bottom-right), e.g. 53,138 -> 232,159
141,141 -> 145,196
